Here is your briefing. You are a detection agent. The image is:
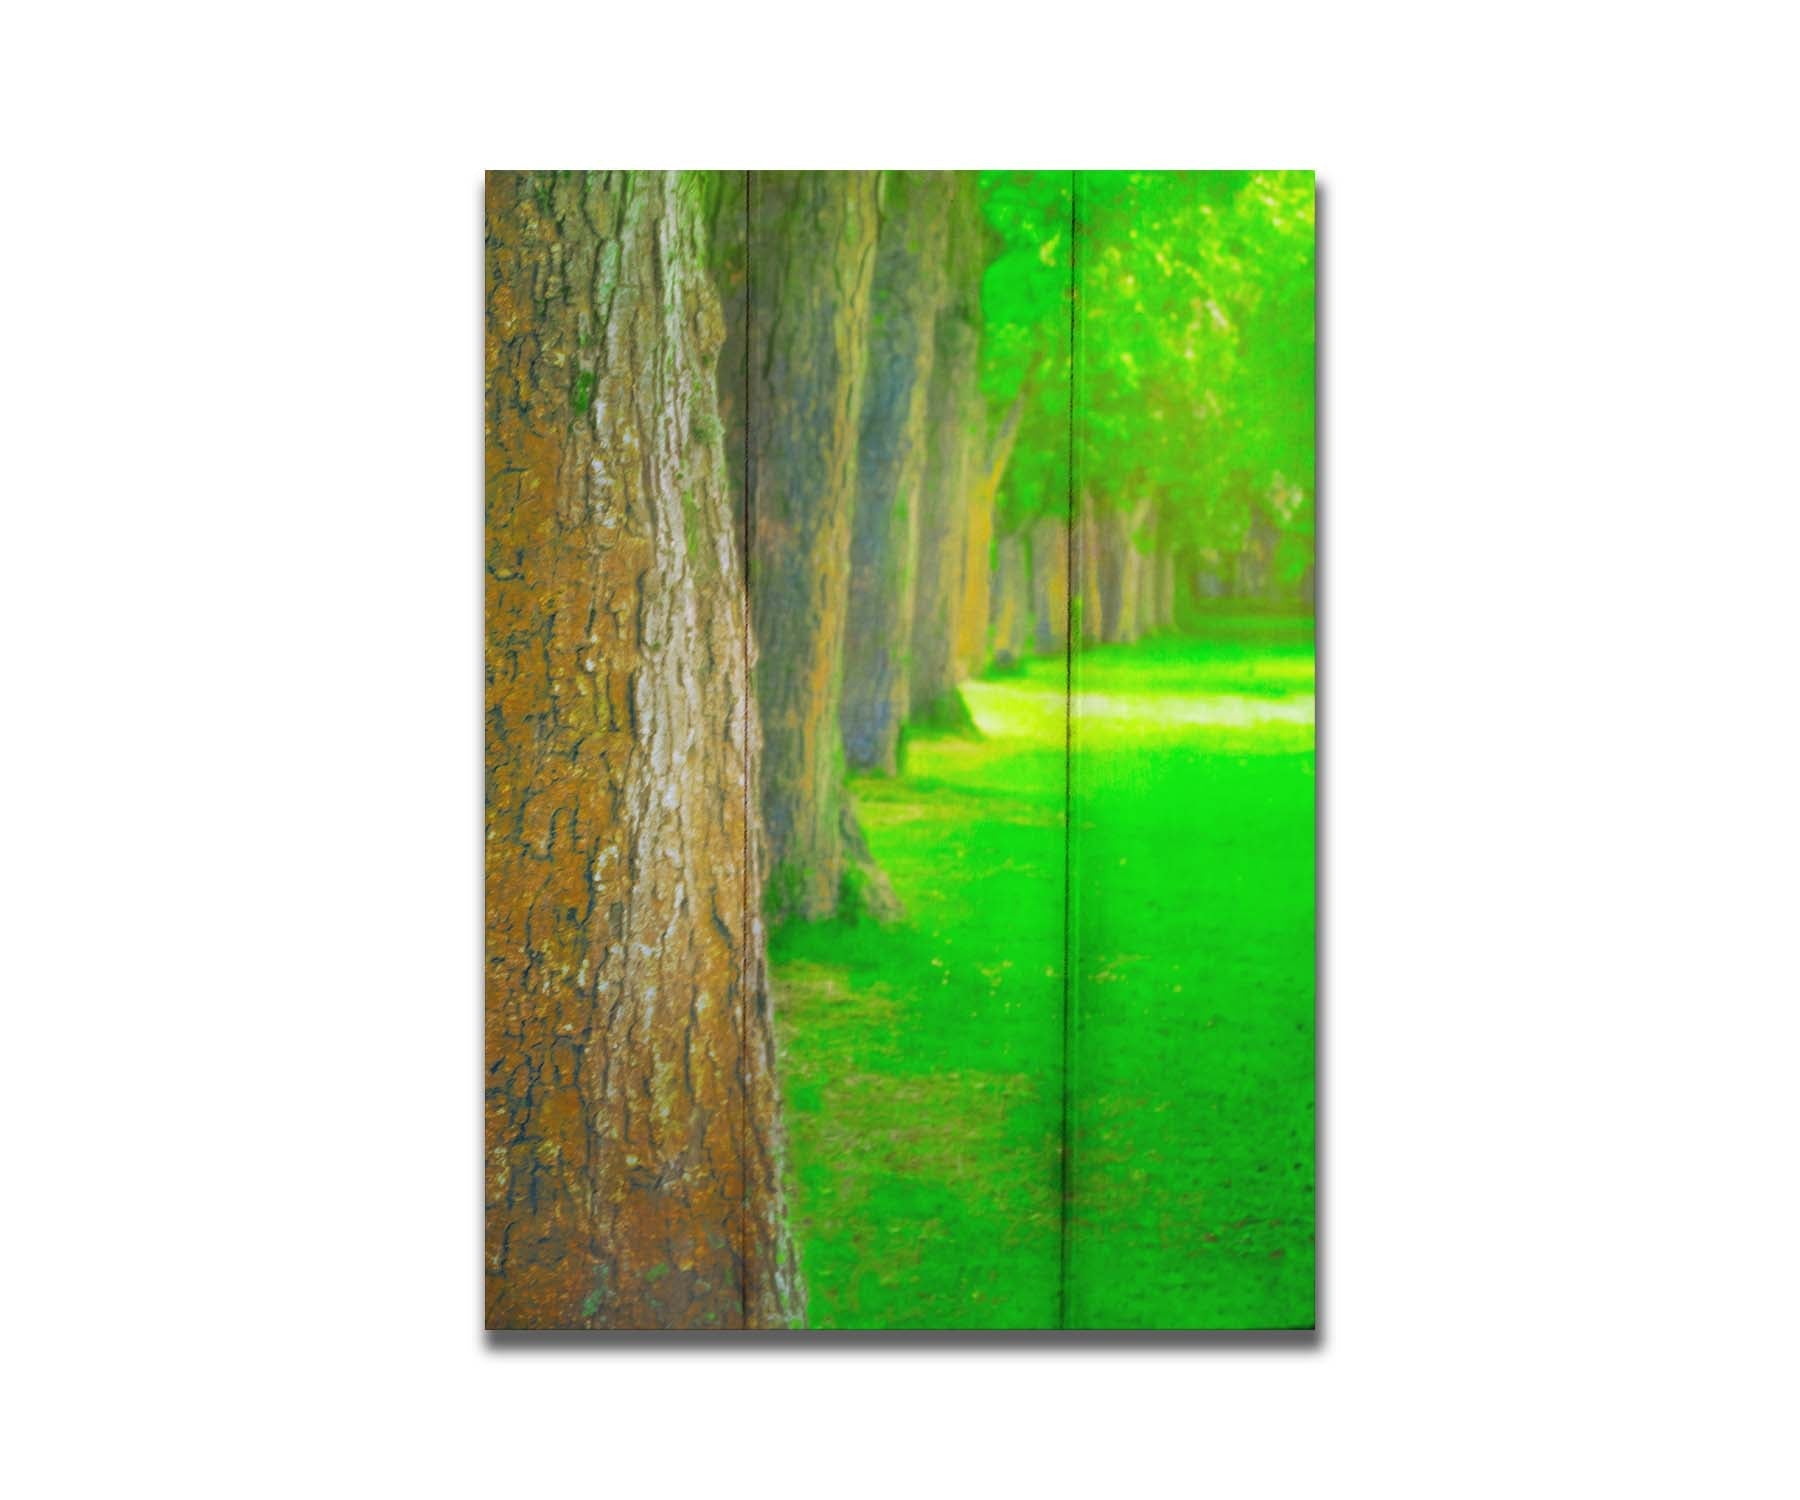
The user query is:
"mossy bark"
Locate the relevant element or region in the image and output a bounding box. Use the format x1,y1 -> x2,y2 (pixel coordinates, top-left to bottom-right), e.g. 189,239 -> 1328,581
746,171 -> 898,923
909,176 -> 984,721
486,170 -> 799,1330
842,173 -> 952,775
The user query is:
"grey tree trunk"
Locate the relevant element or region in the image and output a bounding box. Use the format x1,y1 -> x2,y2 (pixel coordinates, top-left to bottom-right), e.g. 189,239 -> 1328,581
842,173 -> 952,774
746,170 -> 898,923
909,175 -> 983,725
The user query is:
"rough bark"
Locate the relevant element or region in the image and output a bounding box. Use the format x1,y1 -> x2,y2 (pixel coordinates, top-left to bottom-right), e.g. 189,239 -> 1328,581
841,173 -> 952,775
704,172 -> 749,555
909,175 -> 984,724
746,171 -> 897,922
1030,513 -> 1070,655
989,530 -> 1030,667
486,170 -> 799,1330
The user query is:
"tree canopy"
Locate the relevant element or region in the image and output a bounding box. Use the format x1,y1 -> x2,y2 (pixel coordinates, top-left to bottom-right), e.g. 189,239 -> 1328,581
980,170 -> 1315,592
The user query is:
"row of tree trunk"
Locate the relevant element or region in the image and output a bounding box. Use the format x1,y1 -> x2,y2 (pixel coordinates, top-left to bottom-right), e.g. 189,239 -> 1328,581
1002,503 -> 1183,656
484,171 -> 1200,1329
830,176 -> 991,753
704,171 -> 1005,925
486,170 -> 1036,1329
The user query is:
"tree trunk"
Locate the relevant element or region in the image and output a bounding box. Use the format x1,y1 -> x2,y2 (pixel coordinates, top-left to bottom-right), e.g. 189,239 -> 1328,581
1097,499 -> 1154,645
909,175 -> 983,725
1243,498 -> 1279,600
989,531 -> 1030,666
841,173 -> 951,775
1134,503 -> 1159,638
956,360 -> 1040,680
1030,514 -> 1070,655
486,170 -> 799,1330
1155,544 -> 1177,632
746,171 -> 897,923
955,470 -> 994,678
703,174 -> 749,560
1076,501 -> 1104,646
1098,506 -> 1130,643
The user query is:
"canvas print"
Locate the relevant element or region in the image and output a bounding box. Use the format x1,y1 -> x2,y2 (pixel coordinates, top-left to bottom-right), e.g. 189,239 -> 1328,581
485,170 -> 1315,1330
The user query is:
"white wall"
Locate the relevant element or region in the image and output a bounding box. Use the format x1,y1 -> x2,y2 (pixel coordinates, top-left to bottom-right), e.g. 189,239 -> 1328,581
5,4 -> 1795,1496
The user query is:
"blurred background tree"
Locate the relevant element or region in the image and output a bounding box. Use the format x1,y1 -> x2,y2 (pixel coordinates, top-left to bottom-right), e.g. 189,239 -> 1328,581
981,169 -> 1315,647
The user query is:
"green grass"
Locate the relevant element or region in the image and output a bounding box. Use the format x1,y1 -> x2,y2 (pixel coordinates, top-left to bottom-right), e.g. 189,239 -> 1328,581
770,618 -> 1315,1329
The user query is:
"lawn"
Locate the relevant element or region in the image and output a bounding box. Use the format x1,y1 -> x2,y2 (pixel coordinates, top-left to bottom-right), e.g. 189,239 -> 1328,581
770,617 -> 1315,1328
